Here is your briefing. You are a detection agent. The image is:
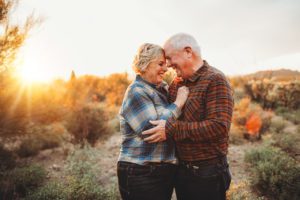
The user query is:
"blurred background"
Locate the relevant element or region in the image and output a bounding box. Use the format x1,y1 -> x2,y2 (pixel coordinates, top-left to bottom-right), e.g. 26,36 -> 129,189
0,0 -> 299,199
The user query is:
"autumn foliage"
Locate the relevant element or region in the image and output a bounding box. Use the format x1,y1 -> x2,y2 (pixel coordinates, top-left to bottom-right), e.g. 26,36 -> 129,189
245,113 -> 262,137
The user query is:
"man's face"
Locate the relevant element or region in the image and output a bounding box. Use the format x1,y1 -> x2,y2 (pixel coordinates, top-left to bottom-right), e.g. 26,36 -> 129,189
164,45 -> 189,79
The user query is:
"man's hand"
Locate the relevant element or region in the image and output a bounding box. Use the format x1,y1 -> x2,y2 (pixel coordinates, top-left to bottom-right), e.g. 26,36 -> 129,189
142,120 -> 166,143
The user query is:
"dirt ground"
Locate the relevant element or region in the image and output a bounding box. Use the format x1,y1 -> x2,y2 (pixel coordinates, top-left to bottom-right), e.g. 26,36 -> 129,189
24,131 -> 261,199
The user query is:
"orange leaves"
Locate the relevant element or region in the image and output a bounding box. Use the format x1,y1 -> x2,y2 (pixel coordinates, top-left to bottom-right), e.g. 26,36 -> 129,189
245,113 -> 262,135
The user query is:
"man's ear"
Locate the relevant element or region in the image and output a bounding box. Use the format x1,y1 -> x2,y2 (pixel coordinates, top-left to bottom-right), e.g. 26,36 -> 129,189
184,47 -> 193,58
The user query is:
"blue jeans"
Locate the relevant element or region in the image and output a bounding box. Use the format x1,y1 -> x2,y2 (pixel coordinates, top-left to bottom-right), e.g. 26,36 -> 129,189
117,161 -> 176,200
175,157 -> 231,200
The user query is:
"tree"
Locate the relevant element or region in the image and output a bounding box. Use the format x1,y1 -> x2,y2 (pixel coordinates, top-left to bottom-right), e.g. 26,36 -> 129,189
0,0 -> 40,134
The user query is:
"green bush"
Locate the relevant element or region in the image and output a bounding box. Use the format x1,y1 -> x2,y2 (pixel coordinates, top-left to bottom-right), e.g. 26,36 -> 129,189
259,111 -> 273,135
232,87 -> 246,102
64,145 -> 118,200
276,107 -> 300,125
0,144 -> 16,171
0,165 -> 46,199
25,145 -> 119,200
229,124 -> 246,145
27,177 -> 119,200
227,181 -> 265,200
17,134 -> 61,157
66,176 -> 110,200
25,181 -> 67,200
66,103 -> 112,146
245,146 -> 300,200
66,144 -> 100,178
269,116 -> 286,134
17,137 -> 42,157
244,80 -> 300,110
17,125 -> 63,157
272,131 -> 300,158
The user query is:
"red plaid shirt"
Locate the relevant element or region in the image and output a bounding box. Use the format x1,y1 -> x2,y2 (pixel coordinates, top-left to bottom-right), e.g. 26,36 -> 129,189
166,61 -> 234,161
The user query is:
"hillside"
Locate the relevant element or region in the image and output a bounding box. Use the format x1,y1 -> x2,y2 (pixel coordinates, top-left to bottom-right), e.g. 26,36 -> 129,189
245,68 -> 300,80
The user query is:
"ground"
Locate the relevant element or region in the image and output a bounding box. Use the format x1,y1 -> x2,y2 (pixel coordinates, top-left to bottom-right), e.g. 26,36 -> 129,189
23,131 -> 263,199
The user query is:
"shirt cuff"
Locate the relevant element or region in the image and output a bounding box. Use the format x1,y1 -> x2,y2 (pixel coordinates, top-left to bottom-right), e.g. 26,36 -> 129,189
166,115 -> 177,139
168,103 -> 182,119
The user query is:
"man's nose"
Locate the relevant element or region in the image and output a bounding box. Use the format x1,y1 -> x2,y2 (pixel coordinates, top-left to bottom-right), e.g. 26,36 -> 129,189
166,62 -> 173,68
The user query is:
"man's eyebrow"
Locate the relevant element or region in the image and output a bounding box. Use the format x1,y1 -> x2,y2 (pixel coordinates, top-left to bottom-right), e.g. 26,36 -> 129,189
165,56 -> 170,59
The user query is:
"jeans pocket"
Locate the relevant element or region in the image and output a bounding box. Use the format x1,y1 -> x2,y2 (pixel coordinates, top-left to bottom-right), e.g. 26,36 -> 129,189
128,165 -> 153,177
221,167 -> 231,191
191,166 -> 219,179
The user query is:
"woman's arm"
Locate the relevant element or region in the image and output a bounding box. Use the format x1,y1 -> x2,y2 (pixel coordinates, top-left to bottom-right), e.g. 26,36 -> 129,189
120,86 -> 188,135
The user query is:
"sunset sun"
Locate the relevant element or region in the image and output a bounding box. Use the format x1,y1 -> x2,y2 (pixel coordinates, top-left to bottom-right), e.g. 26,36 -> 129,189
17,62 -> 53,84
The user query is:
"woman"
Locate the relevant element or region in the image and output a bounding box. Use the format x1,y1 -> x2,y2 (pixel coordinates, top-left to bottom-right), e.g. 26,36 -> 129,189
117,43 -> 189,200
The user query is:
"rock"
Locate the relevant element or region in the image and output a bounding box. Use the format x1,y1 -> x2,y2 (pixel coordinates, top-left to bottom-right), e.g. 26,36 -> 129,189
52,164 -> 61,171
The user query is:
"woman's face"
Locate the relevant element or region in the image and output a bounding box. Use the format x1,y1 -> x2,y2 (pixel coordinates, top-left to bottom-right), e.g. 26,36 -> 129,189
142,53 -> 167,85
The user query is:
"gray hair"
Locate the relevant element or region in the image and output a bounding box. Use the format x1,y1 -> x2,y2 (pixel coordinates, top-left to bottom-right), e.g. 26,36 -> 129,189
164,33 -> 201,56
132,43 -> 164,74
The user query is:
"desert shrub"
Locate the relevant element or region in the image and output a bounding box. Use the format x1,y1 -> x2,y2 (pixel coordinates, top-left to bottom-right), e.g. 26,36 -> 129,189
272,130 -> 300,158
233,98 -> 273,141
66,176 -> 110,200
108,117 -> 120,132
269,116 -> 286,134
232,87 -> 246,102
65,145 -> 118,200
0,144 -> 16,171
26,145 -> 119,200
229,76 -> 248,89
258,111 -> 272,135
229,124 -> 246,145
66,144 -> 100,178
66,103 -> 112,146
245,146 -> 300,200
25,181 -> 67,200
27,178 -> 118,200
245,79 -> 300,110
17,137 -> 42,157
17,124 -> 63,157
0,164 -> 46,199
276,107 -> 300,125
227,181 -> 265,200
233,97 -> 251,126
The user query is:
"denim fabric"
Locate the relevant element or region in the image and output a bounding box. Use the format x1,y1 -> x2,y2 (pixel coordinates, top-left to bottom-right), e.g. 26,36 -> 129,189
117,161 -> 176,200
175,157 -> 231,200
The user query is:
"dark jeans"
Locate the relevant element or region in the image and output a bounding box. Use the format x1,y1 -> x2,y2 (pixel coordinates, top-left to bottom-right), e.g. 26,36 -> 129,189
117,161 -> 176,200
175,157 -> 231,200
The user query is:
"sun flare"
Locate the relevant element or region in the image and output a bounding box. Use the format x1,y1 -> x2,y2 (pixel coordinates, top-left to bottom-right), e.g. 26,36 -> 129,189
17,62 -> 54,85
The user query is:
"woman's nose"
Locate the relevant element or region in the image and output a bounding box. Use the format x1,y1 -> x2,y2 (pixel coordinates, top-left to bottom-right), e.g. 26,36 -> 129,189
162,64 -> 167,72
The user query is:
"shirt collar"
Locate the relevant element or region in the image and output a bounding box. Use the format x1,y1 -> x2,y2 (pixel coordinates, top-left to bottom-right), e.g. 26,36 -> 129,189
136,75 -> 167,89
186,60 -> 209,82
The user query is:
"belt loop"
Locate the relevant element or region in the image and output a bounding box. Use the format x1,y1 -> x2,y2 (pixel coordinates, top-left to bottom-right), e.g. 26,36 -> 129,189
127,165 -> 131,175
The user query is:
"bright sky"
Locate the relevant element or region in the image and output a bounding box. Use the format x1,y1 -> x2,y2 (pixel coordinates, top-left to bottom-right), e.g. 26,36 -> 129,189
12,0 -> 300,81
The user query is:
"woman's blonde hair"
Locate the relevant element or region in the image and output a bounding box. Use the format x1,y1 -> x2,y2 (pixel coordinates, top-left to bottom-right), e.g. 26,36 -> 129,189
132,43 -> 164,74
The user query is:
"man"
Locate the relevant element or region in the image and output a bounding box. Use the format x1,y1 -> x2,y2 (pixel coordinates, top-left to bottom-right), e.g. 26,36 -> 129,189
142,33 -> 234,200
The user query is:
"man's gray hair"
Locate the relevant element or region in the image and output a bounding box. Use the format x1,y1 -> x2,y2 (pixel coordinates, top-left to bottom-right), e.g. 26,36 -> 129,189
165,33 -> 201,56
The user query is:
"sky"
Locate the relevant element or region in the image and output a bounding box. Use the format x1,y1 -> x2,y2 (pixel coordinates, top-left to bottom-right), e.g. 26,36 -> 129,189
10,0 -> 300,81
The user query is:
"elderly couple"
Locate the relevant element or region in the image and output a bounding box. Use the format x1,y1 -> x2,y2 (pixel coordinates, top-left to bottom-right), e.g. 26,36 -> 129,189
117,33 -> 234,200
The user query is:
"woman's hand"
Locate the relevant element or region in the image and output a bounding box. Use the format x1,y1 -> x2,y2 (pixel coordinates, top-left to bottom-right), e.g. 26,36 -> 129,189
174,86 -> 189,109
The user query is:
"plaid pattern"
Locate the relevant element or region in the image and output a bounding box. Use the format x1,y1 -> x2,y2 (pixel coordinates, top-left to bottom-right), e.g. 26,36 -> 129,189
118,75 -> 181,165
166,61 -> 234,161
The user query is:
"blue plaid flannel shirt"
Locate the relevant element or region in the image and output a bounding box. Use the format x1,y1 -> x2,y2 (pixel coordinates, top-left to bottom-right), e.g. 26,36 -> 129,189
118,75 -> 181,165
